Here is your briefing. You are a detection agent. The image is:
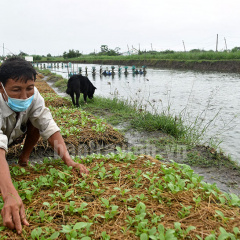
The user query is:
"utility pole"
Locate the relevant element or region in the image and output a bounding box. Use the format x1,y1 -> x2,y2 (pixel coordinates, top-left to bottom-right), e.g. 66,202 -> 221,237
216,34 -> 218,52
224,37 -> 228,51
182,40 -> 186,52
3,43 -> 4,58
127,44 -> 130,55
151,43 -> 153,51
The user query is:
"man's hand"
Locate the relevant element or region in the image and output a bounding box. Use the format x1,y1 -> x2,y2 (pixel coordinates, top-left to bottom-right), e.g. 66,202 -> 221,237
1,192 -> 29,234
70,162 -> 89,176
47,132 -> 90,176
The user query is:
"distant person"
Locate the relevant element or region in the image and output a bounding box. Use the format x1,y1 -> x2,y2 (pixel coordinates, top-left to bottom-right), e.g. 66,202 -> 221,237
0,57 -> 89,234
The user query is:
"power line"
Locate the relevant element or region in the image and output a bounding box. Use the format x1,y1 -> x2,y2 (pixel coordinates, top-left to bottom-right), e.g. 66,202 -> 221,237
0,44 -> 16,56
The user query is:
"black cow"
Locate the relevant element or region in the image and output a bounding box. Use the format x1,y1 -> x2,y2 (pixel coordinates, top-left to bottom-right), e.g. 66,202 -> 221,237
66,74 -> 96,106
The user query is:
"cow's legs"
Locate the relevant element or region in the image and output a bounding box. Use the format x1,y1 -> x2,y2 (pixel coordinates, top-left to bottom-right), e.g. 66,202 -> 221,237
83,93 -> 87,103
70,92 -> 76,106
76,93 -> 80,107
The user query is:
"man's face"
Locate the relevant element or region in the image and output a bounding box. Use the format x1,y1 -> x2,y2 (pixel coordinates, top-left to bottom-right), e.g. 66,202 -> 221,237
0,78 -> 35,101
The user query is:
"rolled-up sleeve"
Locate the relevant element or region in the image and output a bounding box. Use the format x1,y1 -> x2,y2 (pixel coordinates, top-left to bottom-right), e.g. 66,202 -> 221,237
0,131 -> 8,151
0,111 -> 8,151
29,89 -> 60,140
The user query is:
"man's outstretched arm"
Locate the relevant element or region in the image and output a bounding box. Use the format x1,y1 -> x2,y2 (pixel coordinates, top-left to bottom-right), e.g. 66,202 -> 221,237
0,148 -> 29,234
47,131 -> 89,175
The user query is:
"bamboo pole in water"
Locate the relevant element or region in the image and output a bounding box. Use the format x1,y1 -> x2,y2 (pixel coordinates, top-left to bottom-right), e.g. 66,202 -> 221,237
224,37 -> 228,51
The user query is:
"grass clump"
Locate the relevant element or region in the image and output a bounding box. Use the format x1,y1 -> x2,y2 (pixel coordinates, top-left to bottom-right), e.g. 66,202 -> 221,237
53,78 -> 68,92
132,111 -> 185,138
80,96 -> 187,140
37,69 -> 52,76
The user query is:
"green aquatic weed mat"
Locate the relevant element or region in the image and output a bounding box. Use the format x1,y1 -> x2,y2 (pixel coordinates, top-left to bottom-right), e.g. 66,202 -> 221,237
1,152 -> 240,239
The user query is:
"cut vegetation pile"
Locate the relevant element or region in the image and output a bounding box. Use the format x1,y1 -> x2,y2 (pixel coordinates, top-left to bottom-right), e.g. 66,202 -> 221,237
8,75 -> 124,158
0,152 -> 240,239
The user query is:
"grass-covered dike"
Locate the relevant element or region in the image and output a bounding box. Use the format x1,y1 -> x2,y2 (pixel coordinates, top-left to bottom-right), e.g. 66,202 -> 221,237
37,51 -> 240,73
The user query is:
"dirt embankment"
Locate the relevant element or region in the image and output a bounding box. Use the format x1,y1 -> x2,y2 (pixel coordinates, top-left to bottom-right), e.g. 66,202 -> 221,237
66,59 -> 240,73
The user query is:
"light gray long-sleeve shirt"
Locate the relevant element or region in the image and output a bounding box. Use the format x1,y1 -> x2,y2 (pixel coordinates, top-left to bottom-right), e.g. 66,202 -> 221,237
0,87 -> 60,152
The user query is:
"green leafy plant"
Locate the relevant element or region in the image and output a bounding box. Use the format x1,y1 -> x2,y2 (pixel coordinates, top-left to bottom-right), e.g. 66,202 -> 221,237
177,204 -> 192,219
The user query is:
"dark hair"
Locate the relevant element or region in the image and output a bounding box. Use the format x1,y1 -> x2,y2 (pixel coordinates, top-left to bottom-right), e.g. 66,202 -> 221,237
0,57 -> 37,86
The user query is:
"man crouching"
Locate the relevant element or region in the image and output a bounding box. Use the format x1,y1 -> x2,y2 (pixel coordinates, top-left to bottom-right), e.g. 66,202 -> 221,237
0,57 -> 89,234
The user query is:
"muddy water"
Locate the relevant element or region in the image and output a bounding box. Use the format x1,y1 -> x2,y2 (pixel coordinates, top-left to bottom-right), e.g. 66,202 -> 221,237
45,63 -> 240,165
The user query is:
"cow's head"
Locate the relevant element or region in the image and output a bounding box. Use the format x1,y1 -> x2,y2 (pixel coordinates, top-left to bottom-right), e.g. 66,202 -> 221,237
88,86 -> 96,99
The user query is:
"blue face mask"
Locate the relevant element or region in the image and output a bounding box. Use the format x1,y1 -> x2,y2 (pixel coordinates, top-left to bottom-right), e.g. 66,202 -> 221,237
1,83 -> 34,112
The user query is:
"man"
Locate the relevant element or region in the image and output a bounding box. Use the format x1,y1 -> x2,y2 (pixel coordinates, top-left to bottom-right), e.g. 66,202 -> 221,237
0,57 -> 89,234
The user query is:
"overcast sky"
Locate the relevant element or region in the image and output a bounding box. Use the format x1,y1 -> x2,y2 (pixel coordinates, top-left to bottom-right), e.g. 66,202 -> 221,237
0,0 -> 239,56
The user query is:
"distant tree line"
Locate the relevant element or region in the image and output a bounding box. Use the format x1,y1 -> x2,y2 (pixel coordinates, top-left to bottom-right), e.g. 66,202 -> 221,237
1,46 -> 240,61
63,49 -> 82,59
95,45 -> 121,56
